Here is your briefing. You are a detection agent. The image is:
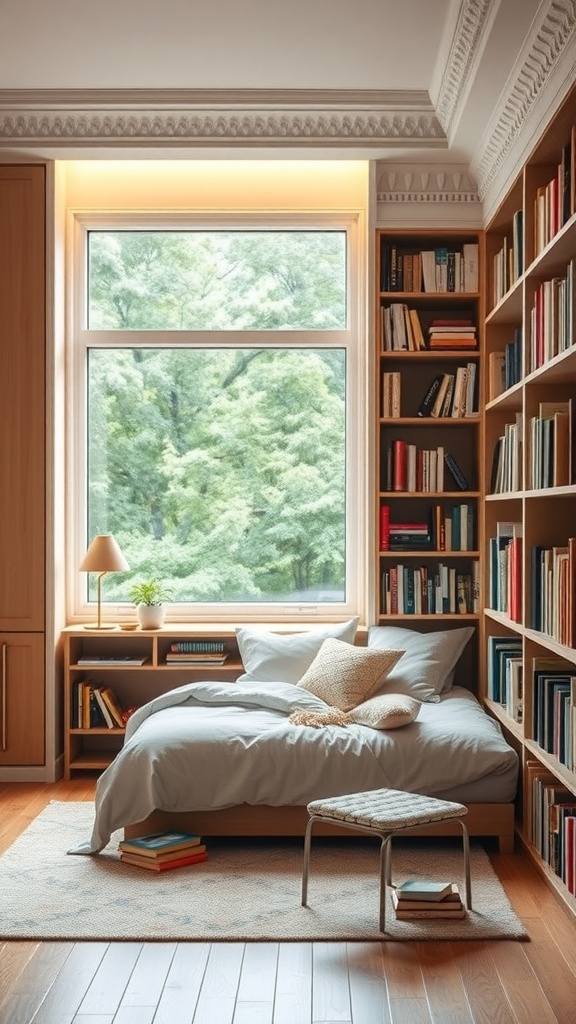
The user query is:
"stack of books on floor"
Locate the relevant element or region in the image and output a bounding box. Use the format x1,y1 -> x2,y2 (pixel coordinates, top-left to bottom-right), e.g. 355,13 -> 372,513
392,880 -> 466,919
118,830 -> 208,872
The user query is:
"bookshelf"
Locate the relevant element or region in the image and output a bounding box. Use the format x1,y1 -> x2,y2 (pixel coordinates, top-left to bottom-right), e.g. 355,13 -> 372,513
482,81 -> 576,914
375,229 -> 483,640
63,626 -> 244,778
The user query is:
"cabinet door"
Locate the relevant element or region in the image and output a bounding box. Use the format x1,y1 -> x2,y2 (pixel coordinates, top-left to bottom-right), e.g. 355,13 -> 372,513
0,166 -> 45,631
0,632 -> 45,765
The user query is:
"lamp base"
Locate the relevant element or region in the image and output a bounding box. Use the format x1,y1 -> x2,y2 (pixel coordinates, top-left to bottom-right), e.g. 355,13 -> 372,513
83,623 -> 117,631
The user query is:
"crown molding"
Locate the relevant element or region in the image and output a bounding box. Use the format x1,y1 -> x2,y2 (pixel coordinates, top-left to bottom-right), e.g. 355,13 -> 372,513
374,162 -> 482,227
376,163 -> 481,203
434,0 -> 494,135
0,88 -> 447,149
472,0 -> 576,201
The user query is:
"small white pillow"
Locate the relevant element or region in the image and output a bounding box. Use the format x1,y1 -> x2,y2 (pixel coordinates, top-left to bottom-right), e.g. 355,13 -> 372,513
297,637 -> 405,712
349,692 -> 420,730
368,625 -> 474,703
235,618 -> 359,685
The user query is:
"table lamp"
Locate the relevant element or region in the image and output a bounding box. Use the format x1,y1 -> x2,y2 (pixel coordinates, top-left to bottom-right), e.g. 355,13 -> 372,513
79,534 -> 130,630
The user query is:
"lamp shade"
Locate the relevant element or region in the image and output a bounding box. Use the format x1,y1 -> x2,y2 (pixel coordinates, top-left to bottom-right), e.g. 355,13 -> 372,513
79,534 -> 130,573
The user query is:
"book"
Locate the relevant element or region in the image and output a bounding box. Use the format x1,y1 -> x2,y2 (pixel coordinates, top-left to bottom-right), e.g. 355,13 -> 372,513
392,883 -> 462,911
417,374 -> 444,417
120,851 -> 208,872
97,687 -> 126,728
165,653 -> 229,664
118,830 -> 203,857
169,641 -> 225,653
430,374 -> 453,418
393,904 -> 466,920
444,452 -> 469,491
121,843 -> 207,865
77,655 -> 147,666
394,879 -> 454,901
93,686 -> 115,729
379,503 -> 391,551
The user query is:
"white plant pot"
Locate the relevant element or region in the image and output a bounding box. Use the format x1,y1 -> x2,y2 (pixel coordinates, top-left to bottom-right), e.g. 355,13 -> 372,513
137,604 -> 166,630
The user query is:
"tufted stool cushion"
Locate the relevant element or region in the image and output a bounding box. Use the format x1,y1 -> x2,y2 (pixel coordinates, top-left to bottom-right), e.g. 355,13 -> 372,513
306,788 -> 467,831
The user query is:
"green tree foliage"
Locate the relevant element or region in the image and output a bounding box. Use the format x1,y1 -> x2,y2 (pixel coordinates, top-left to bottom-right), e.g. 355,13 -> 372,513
86,231 -> 347,605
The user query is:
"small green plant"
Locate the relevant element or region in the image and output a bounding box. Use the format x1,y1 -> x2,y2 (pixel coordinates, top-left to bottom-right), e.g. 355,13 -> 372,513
129,578 -> 173,606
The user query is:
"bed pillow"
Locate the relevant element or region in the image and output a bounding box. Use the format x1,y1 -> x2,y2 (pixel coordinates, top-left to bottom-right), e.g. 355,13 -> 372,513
235,618 -> 359,685
349,692 -> 420,730
297,637 -> 405,712
368,625 -> 474,703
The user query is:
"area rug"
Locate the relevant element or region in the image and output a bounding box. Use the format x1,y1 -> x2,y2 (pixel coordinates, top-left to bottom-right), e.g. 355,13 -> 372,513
0,802 -> 527,941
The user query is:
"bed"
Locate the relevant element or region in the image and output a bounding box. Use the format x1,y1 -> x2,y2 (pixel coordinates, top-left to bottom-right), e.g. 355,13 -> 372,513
69,621 -> 519,856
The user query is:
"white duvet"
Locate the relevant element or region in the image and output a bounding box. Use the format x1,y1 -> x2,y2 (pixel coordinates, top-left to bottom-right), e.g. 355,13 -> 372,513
69,680 -> 518,854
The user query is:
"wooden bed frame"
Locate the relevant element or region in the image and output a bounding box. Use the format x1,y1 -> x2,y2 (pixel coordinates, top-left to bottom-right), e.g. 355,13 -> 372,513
124,801 -> 515,854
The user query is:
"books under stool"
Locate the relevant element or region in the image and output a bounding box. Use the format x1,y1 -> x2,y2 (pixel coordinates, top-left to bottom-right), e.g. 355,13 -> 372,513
392,880 -> 466,920
118,830 -> 208,872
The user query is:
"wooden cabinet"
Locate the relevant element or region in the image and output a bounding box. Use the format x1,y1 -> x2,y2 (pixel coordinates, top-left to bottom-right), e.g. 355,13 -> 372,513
375,229 -> 483,663
0,633 -> 45,765
63,626 -> 244,778
0,165 -> 46,775
0,166 -> 46,632
482,82 -> 576,914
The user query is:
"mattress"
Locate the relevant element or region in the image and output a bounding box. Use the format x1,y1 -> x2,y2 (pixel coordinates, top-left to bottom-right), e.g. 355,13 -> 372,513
68,680 -> 519,855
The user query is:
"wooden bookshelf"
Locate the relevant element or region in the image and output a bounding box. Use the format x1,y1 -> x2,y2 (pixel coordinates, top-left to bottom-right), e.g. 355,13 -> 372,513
63,625 -> 244,778
375,228 -> 484,638
482,81 -> 576,917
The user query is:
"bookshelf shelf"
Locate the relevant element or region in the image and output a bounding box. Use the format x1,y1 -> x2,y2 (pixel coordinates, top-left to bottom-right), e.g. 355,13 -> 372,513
482,80 -> 576,910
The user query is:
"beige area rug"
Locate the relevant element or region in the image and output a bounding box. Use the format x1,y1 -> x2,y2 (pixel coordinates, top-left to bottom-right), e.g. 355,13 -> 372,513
0,802 -> 527,942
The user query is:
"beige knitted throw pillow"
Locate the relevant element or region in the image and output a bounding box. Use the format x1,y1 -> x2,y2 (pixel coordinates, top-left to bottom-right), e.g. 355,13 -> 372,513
296,637 -> 405,712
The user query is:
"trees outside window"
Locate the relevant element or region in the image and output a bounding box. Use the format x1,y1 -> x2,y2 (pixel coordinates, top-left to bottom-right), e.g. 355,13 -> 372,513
72,223 -> 362,618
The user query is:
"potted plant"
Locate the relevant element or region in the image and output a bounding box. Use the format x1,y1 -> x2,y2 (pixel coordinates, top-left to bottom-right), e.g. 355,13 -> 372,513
129,578 -> 173,630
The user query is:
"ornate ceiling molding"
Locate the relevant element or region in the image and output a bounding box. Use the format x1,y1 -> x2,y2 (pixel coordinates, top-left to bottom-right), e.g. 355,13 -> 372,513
473,0 -> 576,199
376,164 -> 480,204
435,0 -> 493,135
0,89 -> 447,149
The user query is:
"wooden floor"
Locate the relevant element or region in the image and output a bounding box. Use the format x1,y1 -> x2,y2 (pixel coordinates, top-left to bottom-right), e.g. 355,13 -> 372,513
1,781 -> 575,1024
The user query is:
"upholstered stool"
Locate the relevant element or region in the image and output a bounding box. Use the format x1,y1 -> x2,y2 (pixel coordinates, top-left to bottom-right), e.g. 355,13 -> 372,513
301,787 -> 471,932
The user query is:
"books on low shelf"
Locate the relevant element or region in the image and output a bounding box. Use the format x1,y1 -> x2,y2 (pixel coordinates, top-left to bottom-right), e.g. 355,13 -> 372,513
77,655 -> 147,666
165,640 -> 229,665
165,653 -> 229,664
118,830 -> 208,872
392,882 -> 465,919
71,681 -> 128,728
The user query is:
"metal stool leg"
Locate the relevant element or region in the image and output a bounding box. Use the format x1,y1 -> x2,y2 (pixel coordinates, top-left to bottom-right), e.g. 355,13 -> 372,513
378,834 -> 393,932
301,815 -> 316,906
459,819 -> 472,909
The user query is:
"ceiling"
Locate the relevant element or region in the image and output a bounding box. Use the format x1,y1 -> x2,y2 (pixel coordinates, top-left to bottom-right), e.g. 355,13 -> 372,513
0,0 -> 574,211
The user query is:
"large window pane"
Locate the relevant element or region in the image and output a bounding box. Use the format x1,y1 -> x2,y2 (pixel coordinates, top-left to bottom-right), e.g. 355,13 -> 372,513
88,230 -> 347,331
87,347 -> 346,604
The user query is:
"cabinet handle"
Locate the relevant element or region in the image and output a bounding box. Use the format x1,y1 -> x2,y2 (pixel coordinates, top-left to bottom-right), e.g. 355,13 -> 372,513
1,642 -> 6,750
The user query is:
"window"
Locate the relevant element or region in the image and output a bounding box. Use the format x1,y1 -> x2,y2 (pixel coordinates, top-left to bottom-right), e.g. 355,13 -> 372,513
70,217 -> 364,621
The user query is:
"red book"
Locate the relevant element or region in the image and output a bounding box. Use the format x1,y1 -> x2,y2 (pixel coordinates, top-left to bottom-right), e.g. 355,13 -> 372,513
380,504 -> 390,551
120,851 -> 208,872
393,440 -> 406,491
566,816 -> 576,895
